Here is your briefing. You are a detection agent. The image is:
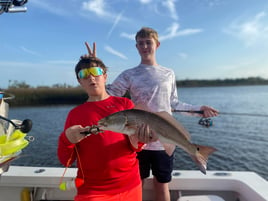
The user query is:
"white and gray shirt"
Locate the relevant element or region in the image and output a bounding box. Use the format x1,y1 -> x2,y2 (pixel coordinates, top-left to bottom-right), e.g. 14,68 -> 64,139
106,64 -> 201,150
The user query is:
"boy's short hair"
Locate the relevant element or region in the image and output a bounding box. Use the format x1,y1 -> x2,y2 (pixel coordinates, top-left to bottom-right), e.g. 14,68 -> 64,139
135,27 -> 159,43
75,56 -> 107,79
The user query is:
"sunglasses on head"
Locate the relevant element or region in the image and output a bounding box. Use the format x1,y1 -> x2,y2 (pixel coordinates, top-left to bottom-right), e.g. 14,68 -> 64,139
78,67 -> 104,79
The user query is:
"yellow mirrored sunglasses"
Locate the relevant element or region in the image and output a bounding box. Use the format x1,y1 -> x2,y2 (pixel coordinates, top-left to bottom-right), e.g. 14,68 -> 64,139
78,67 -> 104,79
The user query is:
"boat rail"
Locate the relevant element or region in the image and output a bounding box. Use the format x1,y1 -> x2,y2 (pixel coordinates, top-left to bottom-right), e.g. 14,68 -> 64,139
0,166 -> 268,201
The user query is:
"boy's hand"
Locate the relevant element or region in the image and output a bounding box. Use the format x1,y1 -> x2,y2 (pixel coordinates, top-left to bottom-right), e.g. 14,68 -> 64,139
65,125 -> 90,144
81,42 -> 97,58
200,105 -> 219,118
134,124 -> 158,143
128,124 -> 158,149
136,123 -> 158,143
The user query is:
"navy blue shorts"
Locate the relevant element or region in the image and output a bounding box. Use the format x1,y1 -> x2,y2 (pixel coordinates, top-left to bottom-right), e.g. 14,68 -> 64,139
137,150 -> 174,183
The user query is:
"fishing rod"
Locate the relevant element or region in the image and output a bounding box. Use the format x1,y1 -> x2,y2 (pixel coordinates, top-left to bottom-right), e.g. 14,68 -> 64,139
172,110 -> 268,118
0,115 -> 32,133
173,109 -> 268,127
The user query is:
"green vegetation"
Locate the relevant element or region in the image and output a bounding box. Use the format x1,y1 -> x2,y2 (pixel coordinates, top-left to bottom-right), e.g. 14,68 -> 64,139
2,77 -> 268,106
4,86 -> 87,106
176,77 -> 268,87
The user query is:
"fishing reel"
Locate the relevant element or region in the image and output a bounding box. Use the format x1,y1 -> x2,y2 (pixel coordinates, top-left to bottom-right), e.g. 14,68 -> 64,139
0,0 -> 28,14
198,118 -> 213,127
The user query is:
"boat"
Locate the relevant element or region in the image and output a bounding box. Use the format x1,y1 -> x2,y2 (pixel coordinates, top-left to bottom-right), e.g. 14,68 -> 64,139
1,127 -> 268,201
1,95 -> 268,201
0,0 -> 28,14
0,165 -> 268,201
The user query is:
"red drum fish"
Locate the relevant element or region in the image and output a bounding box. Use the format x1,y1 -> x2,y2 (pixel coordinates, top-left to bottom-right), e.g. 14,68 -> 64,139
98,109 -> 217,174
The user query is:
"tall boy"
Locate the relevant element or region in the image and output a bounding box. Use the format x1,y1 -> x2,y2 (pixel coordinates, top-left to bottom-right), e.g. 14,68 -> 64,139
85,27 -> 218,201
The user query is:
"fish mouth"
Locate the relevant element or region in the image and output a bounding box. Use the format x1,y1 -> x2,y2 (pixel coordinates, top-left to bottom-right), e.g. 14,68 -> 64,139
97,119 -> 106,129
97,124 -> 105,130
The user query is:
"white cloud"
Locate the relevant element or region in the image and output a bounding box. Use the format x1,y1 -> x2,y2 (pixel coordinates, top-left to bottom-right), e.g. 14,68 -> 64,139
224,11 -> 268,46
139,0 -> 152,4
82,0 -> 108,16
20,46 -> 41,56
107,11 -> 124,39
159,23 -> 203,41
104,46 -> 128,60
178,52 -> 188,59
120,32 -> 135,40
120,23 -> 202,42
140,0 -> 178,20
81,0 -> 130,26
162,0 -> 178,20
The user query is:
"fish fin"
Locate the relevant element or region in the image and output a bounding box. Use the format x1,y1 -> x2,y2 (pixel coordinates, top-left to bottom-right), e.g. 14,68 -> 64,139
155,111 -> 191,141
163,143 -> 176,156
128,135 -> 139,149
120,113 -> 137,135
125,120 -> 138,130
191,144 -> 217,174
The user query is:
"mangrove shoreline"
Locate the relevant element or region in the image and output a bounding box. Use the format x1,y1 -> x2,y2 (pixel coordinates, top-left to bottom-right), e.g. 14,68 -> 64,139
2,77 -> 268,106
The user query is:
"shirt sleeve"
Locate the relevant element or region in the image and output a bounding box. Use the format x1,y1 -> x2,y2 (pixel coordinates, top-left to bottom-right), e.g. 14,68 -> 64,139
170,72 -> 201,115
106,71 -> 130,97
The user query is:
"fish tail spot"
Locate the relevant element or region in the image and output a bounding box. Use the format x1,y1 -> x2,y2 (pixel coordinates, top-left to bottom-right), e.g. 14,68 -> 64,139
192,144 -> 217,174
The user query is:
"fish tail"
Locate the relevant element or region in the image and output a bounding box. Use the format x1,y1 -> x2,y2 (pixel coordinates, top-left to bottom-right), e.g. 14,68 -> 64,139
191,144 -> 217,175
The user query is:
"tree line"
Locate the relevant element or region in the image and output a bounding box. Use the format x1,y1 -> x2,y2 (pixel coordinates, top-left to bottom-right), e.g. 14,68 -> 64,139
176,77 -> 268,87
2,77 -> 268,106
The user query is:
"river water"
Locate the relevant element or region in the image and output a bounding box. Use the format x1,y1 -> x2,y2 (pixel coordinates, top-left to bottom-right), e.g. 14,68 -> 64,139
8,85 -> 268,180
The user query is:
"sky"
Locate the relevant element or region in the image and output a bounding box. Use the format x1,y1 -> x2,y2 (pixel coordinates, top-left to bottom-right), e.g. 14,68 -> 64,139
1,0 -> 268,89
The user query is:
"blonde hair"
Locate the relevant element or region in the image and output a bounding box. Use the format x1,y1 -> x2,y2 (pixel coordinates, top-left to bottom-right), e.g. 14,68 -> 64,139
135,27 -> 159,43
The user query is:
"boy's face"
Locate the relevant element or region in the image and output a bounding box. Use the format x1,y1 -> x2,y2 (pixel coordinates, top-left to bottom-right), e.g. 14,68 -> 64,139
136,37 -> 160,60
78,66 -> 107,96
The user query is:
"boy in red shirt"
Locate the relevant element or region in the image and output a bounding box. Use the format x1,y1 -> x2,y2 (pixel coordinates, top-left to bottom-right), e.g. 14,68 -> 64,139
58,56 -> 155,201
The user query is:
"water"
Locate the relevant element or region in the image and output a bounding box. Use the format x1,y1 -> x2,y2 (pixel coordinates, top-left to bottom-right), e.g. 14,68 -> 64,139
8,85 -> 268,180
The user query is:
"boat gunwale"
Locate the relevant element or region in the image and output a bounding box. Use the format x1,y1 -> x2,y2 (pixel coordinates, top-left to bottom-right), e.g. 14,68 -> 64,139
1,166 -> 268,201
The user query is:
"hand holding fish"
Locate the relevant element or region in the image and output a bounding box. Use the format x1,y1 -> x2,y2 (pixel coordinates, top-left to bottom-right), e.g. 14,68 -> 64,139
135,123 -> 158,143
65,125 -> 89,144
128,123 -> 158,149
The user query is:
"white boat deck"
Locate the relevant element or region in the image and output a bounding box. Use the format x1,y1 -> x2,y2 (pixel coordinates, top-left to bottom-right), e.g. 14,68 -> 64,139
0,166 -> 268,201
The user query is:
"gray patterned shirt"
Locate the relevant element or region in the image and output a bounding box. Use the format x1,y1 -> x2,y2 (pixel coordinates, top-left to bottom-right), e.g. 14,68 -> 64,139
107,64 -> 201,150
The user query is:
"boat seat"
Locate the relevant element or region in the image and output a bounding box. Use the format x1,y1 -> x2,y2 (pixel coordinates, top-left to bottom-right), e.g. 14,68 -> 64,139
177,195 -> 225,201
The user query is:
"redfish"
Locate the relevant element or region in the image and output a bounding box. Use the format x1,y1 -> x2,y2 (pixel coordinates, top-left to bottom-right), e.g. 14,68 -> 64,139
98,109 -> 216,174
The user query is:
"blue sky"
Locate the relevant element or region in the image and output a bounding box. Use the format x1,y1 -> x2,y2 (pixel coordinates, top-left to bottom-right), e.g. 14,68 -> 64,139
1,0 -> 268,89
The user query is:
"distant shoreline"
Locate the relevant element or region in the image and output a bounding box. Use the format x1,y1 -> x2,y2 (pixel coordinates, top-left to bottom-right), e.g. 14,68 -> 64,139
2,77 -> 268,106
176,77 -> 268,87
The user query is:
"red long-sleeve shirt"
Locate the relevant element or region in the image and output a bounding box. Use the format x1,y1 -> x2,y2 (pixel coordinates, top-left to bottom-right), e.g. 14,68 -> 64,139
58,96 -> 142,195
